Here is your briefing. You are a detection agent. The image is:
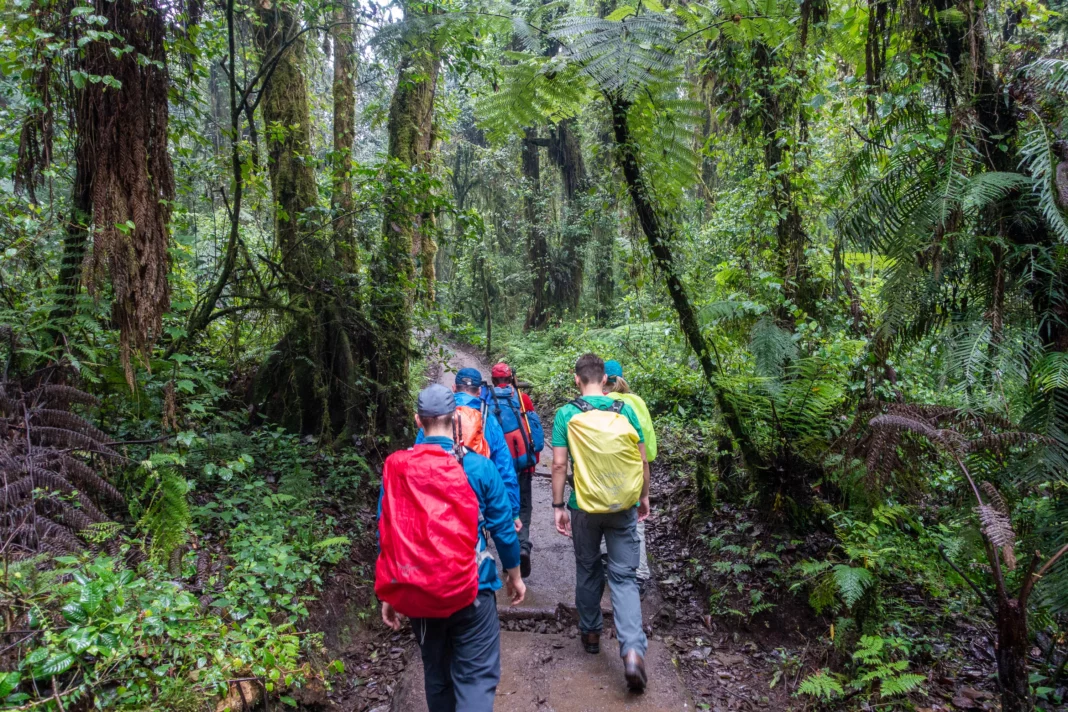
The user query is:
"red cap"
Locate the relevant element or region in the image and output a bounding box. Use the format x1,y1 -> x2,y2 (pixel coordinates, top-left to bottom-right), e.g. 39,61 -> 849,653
491,362 -> 513,379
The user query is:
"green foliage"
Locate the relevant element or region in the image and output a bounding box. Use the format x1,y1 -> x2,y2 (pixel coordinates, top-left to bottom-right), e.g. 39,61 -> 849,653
1,555 -> 321,709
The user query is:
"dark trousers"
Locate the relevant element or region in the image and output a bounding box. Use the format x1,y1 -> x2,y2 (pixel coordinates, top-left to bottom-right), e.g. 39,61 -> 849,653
411,590 -> 501,712
517,469 -> 533,554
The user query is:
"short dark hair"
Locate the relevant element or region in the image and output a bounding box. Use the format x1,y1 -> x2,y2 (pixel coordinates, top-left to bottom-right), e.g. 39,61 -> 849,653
420,413 -> 454,432
491,376 -> 511,386
575,353 -> 605,385
456,384 -> 481,396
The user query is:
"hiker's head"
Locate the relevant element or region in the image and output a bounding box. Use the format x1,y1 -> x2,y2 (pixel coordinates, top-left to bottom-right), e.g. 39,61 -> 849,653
603,360 -> 631,394
415,384 -> 456,436
491,362 -> 514,387
574,353 -> 607,391
453,367 -> 483,396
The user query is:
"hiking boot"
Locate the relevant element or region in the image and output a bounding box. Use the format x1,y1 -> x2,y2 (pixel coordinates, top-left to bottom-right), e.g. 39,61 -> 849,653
623,650 -> 647,692
520,551 -> 531,578
581,632 -> 600,654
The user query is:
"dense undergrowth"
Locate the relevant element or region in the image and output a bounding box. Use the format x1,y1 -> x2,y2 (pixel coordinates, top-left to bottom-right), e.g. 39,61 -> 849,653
488,320 -> 1068,709
0,423 -> 367,710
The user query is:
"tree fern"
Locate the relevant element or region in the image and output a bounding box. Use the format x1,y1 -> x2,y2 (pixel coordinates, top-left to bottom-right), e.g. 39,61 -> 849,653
551,14 -> 682,101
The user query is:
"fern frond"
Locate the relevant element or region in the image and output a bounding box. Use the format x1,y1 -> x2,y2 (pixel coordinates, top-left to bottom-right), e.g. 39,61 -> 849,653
980,481 -> 1010,515
28,409 -> 112,446
24,385 -> 100,409
975,504 -> 1016,548
797,669 -> 844,699
879,673 -> 926,697
1019,118 -> 1068,243
135,467 -> 191,567
750,317 -> 797,378
832,564 -> 874,608
961,171 -> 1033,213
1027,58 -> 1068,95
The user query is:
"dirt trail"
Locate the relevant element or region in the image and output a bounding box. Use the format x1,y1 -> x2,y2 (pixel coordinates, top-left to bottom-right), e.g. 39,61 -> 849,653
391,342 -> 693,711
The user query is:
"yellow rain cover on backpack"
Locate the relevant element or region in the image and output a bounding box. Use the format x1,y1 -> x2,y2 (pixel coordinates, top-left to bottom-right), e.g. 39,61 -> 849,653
567,399 -> 644,513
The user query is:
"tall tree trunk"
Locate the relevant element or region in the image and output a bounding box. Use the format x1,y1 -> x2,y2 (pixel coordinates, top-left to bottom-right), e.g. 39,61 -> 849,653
608,94 -> 767,474
251,0 -> 341,435
591,200 -> 615,324
548,119 -> 588,311
65,0 -> 174,386
331,0 -> 358,273
370,39 -> 440,441
523,127 -> 550,329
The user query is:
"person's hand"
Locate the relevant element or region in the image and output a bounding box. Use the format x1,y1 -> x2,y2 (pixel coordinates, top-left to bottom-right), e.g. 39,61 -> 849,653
554,507 -> 571,537
637,496 -> 650,522
505,568 -> 527,606
381,602 -> 402,631
514,518 -> 523,533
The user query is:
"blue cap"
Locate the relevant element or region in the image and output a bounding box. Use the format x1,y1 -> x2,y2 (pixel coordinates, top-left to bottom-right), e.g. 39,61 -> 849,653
417,384 -> 456,417
604,360 -> 623,379
455,367 -> 483,387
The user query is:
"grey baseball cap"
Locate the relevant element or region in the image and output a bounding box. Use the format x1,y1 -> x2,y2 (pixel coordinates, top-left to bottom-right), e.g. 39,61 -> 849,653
417,384 -> 456,417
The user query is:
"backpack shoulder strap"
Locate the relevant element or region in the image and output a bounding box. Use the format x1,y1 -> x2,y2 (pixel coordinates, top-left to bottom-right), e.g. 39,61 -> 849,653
608,399 -> 625,414
570,397 -> 593,412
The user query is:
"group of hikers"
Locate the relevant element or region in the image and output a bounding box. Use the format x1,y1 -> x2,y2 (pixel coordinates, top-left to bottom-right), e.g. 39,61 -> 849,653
375,353 -> 658,710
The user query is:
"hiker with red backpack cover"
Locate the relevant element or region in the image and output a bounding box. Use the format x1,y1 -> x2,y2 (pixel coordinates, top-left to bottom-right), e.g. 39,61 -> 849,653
415,367 -> 521,530
486,362 -> 544,577
377,384 -> 525,712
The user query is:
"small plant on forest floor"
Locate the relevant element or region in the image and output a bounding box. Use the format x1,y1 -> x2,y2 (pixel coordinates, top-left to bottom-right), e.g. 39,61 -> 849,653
797,635 -> 925,702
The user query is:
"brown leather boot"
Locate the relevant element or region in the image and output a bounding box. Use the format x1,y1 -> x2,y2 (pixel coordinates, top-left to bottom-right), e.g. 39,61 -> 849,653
623,650 -> 647,692
581,632 -> 600,654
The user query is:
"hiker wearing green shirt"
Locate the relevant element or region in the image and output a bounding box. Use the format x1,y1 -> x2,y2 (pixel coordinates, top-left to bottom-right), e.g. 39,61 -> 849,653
551,353 -> 650,693
603,359 -> 655,599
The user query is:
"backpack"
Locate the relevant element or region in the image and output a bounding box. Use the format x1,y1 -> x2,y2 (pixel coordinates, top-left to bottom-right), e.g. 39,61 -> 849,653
375,444 -> 480,618
566,398 -> 644,513
488,387 -> 543,471
453,404 -> 491,458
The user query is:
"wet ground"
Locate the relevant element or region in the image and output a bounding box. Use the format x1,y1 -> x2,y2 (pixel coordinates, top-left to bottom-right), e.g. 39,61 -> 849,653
388,343 -> 693,711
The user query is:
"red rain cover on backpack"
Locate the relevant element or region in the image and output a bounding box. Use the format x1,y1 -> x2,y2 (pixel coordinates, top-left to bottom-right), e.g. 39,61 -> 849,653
375,445 -> 480,619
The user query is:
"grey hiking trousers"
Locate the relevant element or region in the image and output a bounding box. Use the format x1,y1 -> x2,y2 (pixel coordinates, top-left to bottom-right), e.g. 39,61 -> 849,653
571,506 -> 648,658
601,518 -> 650,580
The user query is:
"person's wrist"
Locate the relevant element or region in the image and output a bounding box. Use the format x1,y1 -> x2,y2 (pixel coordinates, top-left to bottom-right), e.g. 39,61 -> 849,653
552,501 -> 566,509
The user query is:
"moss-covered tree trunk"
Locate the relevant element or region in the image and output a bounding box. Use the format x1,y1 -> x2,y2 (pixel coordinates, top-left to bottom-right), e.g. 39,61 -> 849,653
370,40 -> 440,442
331,0 -> 358,273
609,94 -> 767,475
548,119 -> 588,312
251,0 -> 365,438
753,41 -> 813,317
